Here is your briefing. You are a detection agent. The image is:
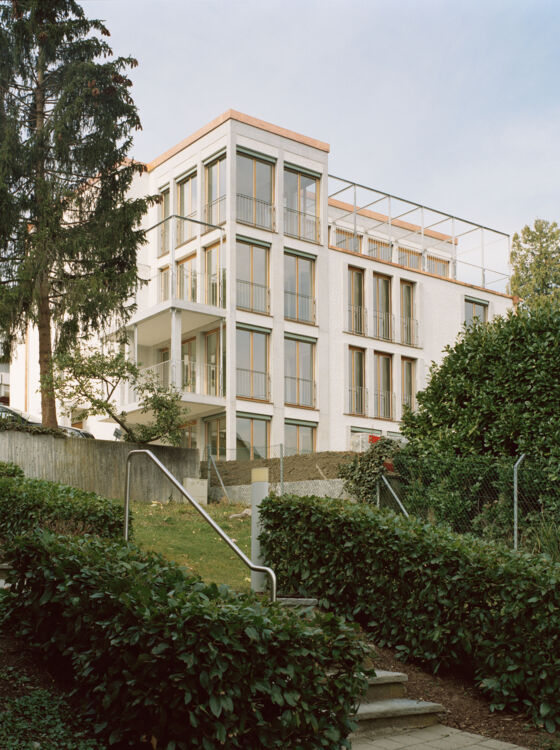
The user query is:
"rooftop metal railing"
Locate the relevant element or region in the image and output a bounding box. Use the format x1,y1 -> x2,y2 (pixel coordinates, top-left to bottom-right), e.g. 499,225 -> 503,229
124,449 -> 277,602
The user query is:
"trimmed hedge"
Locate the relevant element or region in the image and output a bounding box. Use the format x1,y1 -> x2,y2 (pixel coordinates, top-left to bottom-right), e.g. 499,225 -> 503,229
0,476 -> 128,541
2,532 -> 369,749
260,494 -> 560,732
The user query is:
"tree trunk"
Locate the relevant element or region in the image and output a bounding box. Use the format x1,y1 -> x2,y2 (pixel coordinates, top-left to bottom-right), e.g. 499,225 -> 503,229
35,40 -> 58,428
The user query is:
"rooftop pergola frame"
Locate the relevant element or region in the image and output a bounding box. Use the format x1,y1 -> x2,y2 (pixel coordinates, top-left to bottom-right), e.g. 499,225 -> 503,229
327,175 -> 510,293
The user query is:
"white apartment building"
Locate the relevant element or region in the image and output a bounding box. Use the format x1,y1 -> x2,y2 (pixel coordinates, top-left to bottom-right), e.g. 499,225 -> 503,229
10,110 -> 513,458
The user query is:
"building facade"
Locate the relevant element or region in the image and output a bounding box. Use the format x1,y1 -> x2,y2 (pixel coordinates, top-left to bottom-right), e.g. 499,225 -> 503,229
10,110 -> 513,458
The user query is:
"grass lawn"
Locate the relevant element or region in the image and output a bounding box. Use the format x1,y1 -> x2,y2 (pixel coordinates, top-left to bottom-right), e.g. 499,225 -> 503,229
131,500 -> 253,593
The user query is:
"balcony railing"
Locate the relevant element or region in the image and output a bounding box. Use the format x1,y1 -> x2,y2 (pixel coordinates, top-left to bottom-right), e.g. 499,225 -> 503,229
204,195 -> 226,227
176,266 -> 198,303
284,376 -> 316,408
284,290 -> 315,324
347,305 -> 367,335
402,393 -> 416,413
177,211 -> 198,245
400,317 -> 419,346
236,194 -> 275,231
348,386 -> 368,416
284,207 -> 320,243
121,359 -> 225,406
373,391 -> 395,420
236,368 -> 270,401
137,270 -> 226,310
372,310 -> 394,341
236,279 -> 270,314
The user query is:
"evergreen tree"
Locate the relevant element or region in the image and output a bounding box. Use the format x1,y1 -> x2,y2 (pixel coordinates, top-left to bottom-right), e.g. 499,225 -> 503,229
0,0 -> 150,427
509,219 -> 560,306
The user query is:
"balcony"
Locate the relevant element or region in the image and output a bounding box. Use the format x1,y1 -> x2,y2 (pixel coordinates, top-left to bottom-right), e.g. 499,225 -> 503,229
137,270 -> 226,310
346,305 -> 367,336
204,196 -> 226,228
400,317 -> 419,346
284,290 -> 315,324
284,207 -> 320,243
119,359 -> 225,406
236,194 -> 275,231
176,212 -> 198,245
373,391 -> 395,420
347,386 -> 368,416
236,279 -> 270,314
236,368 -> 270,401
372,310 -> 394,342
285,376 -> 316,408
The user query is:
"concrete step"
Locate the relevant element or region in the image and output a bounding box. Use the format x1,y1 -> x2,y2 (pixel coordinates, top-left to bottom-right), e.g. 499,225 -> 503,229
364,670 -> 407,702
353,698 -> 444,734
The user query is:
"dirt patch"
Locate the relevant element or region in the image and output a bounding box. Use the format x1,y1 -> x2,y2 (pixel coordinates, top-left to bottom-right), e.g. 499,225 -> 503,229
371,644 -> 552,749
203,450 -> 356,487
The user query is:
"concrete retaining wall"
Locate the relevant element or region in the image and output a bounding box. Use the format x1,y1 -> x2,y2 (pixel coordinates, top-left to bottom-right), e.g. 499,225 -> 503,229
209,478 -> 350,505
0,432 -> 199,503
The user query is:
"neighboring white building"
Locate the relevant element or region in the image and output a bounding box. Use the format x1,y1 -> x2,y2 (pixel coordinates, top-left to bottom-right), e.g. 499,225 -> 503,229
10,110 -> 513,458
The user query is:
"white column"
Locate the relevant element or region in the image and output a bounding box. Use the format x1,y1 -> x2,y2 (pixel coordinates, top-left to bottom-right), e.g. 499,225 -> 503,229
170,308 -> 182,389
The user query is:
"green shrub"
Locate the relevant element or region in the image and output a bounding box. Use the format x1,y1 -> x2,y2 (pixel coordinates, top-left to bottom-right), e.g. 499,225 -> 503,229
338,437 -> 400,502
260,494 -> 560,733
0,477 -> 128,541
2,531 -> 369,749
0,461 -> 24,479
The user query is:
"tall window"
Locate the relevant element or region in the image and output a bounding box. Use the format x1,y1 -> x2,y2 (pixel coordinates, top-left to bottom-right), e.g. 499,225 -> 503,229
285,422 -> 315,456
237,153 -> 274,230
427,254 -> 450,278
347,267 -> 365,334
204,242 -> 224,307
236,416 -> 268,460
400,281 -> 416,345
205,330 -> 224,396
373,273 -> 392,341
374,352 -> 392,419
159,188 -> 170,257
204,155 -> 226,227
158,266 -> 170,303
236,241 -> 269,314
332,227 -> 360,253
465,298 -> 488,326
348,346 -> 366,415
177,172 -> 197,244
182,338 -> 196,392
398,246 -> 421,270
185,421 -> 197,451
284,253 -> 315,323
285,338 -> 315,407
284,168 -> 320,242
402,358 -> 415,412
368,238 -> 392,261
236,328 -> 269,400
177,254 -> 197,302
158,348 -> 170,388
206,415 -> 226,460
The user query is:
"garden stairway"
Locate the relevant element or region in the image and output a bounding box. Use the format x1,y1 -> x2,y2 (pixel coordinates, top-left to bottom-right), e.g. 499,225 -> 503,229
278,597 -> 444,737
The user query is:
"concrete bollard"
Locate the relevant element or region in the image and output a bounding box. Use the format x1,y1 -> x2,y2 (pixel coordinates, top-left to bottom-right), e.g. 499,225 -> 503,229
251,467 -> 269,594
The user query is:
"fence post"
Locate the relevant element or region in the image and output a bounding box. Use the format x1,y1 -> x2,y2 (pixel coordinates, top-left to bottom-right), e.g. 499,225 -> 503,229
251,467 -> 269,594
376,477 -> 380,508
513,454 -> 525,551
280,443 -> 284,497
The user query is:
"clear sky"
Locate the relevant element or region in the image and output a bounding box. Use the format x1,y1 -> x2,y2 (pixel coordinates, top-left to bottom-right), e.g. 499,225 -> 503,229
83,0 -> 560,245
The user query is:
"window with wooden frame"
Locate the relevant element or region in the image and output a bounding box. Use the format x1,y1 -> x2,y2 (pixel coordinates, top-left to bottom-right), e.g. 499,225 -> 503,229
204,242 -> 223,307
398,246 -> 422,270
159,188 -> 170,257
205,329 -> 224,396
465,297 -> 488,326
284,252 -> 315,323
368,238 -> 392,261
236,152 -> 275,230
176,253 -> 197,302
373,273 -> 392,341
205,414 -> 226,460
236,240 -> 269,314
283,168 -> 320,242
181,337 -> 196,392
236,328 -> 269,401
427,254 -> 450,278
402,357 -> 415,413
348,346 -> 366,415
158,266 -> 170,303
284,337 -> 315,408
157,347 -> 170,389
177,172 -> 197,245
285,422 -> 316,456
184,420 -> 198,450
400,280 -> 417,346
347,267 -> 365,334
332,227 -> 360,253
204,154 -> 226,227
236,415 -> 269,460
374,352 -> 392,419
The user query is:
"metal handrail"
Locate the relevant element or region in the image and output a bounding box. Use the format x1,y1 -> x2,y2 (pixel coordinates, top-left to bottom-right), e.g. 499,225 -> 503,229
123,449 -> 277,601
